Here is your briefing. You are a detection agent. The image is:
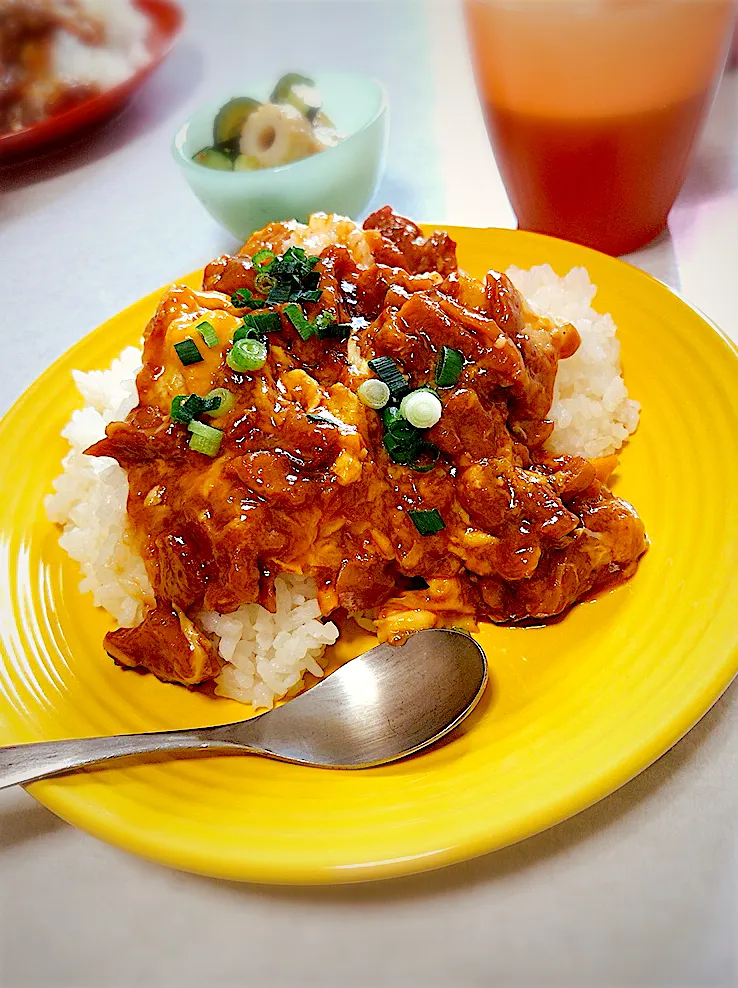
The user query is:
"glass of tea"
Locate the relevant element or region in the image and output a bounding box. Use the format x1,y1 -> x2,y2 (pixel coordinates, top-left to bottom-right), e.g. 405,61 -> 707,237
464,0 -> 737,255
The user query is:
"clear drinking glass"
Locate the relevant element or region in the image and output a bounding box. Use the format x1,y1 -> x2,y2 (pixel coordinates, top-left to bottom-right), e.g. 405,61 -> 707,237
464,0 -> 737,255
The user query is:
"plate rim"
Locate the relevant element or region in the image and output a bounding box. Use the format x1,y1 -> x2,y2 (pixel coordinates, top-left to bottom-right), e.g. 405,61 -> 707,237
3,223 -> 738,884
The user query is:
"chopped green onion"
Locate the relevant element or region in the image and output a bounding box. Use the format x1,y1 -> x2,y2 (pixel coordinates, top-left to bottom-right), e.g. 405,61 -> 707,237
254,272 -> 275,295
408,508 -> 445,535
252,248 -> 275,268
267,280 -> 293,304
315,313 -> 350,342
284,303 -> 315,340
231,288 -> 253,308
233,311 -> 282,342
173,337 -> 203,366
246,311 -> 281,333
171,392 -> 221,424
233,324 -> 261,343
400,390 -> 443,430
435,346 -> 464,388
231,288 -> 267,310
383,411 -> 418,441
170,395 -> 188,423
263,247 -> 322,305
204,388 -> 235,417
227,338 -> 268,372
281,246 -> 309,267
368,356 -> 410,400
314,311 -> 337,338
187,419 -> 223,457
379,406 -> 440,472
181,394 -> 206,417
357,379 -> 390,409
171,394 -> 197,424
382,405 -> 403,430
196,321 -> 219,348
411,442 -> 441,473
383,431 -> 420,464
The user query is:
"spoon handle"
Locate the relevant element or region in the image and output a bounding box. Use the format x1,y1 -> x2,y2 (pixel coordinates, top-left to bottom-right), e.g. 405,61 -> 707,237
0,729 -> 239,790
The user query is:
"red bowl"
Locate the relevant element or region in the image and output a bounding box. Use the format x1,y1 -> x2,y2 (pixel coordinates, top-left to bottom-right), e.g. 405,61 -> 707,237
0,0 -> 183,162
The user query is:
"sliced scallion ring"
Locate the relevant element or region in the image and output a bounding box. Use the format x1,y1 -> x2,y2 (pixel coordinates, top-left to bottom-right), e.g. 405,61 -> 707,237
400,389 -> 443,430
233,311 -> 282,342
411,442 -> 441,473
227,338 -> 268,372
196,321 -> 219,348
368,356 -> 409,401
204,388 -> 235,417
435,346 -> 464,388
252,248 -> 275,268
357,379 -> 390,409
254,272 -> 275,295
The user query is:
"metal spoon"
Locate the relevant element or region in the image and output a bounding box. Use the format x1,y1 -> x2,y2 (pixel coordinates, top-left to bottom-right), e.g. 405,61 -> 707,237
0,629 -> 486,789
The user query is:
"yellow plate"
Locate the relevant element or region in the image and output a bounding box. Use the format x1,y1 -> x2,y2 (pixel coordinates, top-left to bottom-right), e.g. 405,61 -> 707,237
2,226 -> 738,884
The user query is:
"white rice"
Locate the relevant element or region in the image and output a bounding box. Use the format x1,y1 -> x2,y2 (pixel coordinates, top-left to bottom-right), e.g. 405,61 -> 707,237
46,254 -> 636,709
199,579 -> 339,711
52,0 -> 150,91
507,264 -> 640,459
45,346 -> 153,629
45,352 -> 339,711
278,213 -> 375,269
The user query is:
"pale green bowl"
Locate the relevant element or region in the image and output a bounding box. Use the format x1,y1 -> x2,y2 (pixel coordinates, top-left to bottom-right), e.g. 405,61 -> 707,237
172,71 -> 389,242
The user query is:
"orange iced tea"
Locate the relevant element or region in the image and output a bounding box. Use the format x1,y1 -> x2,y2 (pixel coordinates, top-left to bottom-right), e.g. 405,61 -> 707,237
464,0 -> 736,255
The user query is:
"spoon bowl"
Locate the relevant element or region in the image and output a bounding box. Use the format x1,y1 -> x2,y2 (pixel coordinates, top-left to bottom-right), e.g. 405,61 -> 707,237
0,630 -> 487,788
244,628 -> 488,768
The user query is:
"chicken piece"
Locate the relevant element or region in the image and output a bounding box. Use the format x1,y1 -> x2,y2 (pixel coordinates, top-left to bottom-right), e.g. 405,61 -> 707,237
335,555 -> 397,611
202,253 -> 256,295
105,603 -> 221,685
364,206 -> 457,275
485,270 -> 563,441
571,483 -> 647,572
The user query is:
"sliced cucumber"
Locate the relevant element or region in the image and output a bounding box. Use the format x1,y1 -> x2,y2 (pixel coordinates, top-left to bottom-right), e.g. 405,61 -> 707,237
233,153 -> 260,171
193,146 -> 234,170
213,96 -> 261,147
215,141 -> 240,161
270,72 -> 322,123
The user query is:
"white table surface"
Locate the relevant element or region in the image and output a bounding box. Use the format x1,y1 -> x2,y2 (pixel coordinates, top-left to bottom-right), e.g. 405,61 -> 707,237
2,3 -> 738,986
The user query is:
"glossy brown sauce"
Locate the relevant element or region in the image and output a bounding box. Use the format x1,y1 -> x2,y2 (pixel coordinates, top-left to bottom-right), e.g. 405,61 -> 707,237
89,207 -> 647,684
